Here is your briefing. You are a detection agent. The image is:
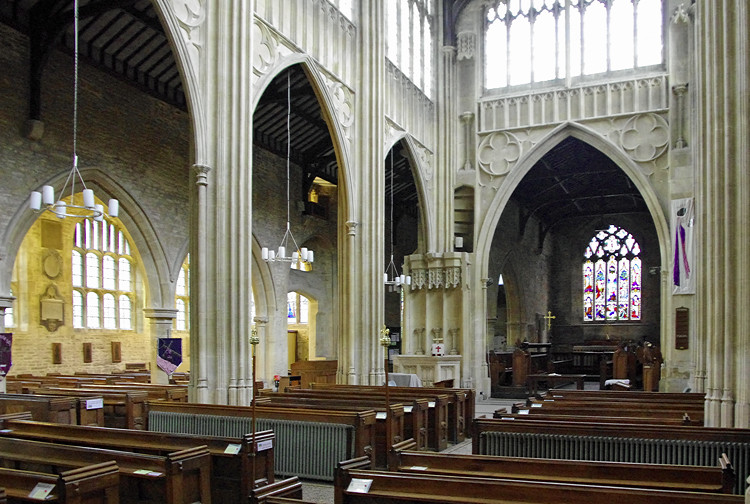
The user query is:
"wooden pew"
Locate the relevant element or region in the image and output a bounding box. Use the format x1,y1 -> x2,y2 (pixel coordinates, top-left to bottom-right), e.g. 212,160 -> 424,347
254,394 -> 406,468
83,383 -> 188,402
389,445 -> 736,493
0,393 -> 77,424
30,387 -> 148,429
258,390 -> 430,452
473,417 -> 750,494
508,401 -> 703,424
0,436 -> 210,504
290,386 -> 451,450
0,419 -> 277,504
309,382 -> 472,446
0,462 -> 119,504
333,467 -> 744,504
147,401 -> 376,481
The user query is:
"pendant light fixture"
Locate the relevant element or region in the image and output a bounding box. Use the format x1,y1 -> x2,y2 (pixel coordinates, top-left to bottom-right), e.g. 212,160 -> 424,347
384,149 -> 410,290
261,70 -> 314,267
29,0 -> 118,222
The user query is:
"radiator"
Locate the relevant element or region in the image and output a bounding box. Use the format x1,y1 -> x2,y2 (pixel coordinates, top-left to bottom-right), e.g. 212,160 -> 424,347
480,432 -> 750,494
149,411 -> 353,481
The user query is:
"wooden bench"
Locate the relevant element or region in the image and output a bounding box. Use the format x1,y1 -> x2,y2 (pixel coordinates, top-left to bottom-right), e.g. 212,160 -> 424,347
0,418 -> 277,504
473,417 -> 750,494
508,400 -> 703,424
389,444 -> 735,493
0,436 -> 211,504
84,383 -> 188,402
0,393 -> 78,424
254,394 -> 406,467
309,382 -> 473,446
0,462 -> 118,504
258,389 -> 430,452
526,373 -> 586,393
290,386 -> 451,450
31,387 -> 148,429
147,400 -> 376,481
333,467 -> 744,504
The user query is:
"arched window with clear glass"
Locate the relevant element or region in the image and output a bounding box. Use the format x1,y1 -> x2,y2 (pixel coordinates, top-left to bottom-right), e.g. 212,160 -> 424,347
583,225 -> 641,322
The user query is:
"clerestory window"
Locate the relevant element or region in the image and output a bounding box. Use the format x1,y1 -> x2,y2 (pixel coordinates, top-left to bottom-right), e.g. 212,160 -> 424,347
485,0 -> 663,90
387,0 -> 435,97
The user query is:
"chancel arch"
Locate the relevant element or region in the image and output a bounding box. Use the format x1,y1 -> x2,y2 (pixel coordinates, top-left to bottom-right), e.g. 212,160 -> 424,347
476,124 -> 670,394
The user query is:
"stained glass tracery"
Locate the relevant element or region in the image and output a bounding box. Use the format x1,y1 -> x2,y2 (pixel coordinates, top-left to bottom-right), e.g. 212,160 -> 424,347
582,225 -> 641,322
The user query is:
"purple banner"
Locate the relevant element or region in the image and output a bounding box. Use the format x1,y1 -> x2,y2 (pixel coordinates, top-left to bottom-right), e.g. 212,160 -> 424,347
156,338 -> 182,375
0,333 -> 11,376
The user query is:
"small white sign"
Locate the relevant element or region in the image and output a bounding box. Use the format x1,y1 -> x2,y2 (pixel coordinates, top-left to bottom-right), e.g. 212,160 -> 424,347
518,409 -> 530,415
29,482 -> 56,500
403,406 -> 413,413
428,401 -> 435,408
375,412 -> 387,420
531,403 -> 543,408
347,478 -> 373,493
409,466 -> 428,471
86,398 -> 104,410
224,443 -> 241,455
256,439 -> 273,452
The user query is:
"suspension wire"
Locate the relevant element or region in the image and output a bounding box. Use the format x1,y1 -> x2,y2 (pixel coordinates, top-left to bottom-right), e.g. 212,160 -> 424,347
286,70 -> 291,226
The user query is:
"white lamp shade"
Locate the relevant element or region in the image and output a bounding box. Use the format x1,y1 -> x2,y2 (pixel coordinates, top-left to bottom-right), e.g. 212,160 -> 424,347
82,189 -> 95,209
308,250 -> 314,263
406,275 -> 412,285
42,185 -> 55,205
300,247 -> 308,261
269,250 -> 276,260
108,199 -> 119,218
94,204 -> 104,221
262,247 -> 269,261
384,273 -> 389,283
278,246 -> 285,259
54,201 -> 66,219
292,251 -> 299,260
30,191 -> 42,210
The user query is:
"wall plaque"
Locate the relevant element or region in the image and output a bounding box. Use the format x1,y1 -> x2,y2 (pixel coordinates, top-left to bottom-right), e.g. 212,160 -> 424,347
675,307 -> 689,350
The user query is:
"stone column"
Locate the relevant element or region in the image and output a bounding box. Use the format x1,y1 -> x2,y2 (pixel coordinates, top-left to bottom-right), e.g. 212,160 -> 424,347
436,46 -> 458,250
190,3 -> 255,405
694,1 -> 750,427
352,2 -> 386,385
144,308 -> 178,385
191,164 -> 211,402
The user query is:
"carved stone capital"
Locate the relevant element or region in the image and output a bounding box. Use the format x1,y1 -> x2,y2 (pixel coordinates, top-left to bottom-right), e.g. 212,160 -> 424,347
192,164 -> 211,186
345,220 -> 358,236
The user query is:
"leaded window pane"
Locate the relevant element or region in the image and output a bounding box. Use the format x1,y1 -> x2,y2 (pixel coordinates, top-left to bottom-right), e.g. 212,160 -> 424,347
103,293 -> 116,329
86,292 -> 100,329
119,295 -> 132,330
73,290 -> 84,328
103,255 -> 116,290
86,253 -> 100,289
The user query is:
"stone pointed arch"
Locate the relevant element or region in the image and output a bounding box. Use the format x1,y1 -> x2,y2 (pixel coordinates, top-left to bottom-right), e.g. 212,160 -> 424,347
149,0 -> 206,166
387,134 -> 436,254
477,122 -> 670,281
251,56 -> 354,225
1,168 -> 171,309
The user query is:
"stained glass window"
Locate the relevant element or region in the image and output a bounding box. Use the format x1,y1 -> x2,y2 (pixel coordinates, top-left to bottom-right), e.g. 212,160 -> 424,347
583,225 -> 641,322
485,0 -> 664,89
174,255 -> 190,332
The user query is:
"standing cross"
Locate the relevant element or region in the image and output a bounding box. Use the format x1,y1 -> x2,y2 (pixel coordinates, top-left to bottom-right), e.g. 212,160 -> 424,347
543,310 -> 556,331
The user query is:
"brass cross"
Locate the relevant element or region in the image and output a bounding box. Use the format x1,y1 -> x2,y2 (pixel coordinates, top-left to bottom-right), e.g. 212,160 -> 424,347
543,310 -> 556,330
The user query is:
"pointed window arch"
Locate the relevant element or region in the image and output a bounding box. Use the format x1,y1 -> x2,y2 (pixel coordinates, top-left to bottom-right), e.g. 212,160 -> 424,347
73,218 -> 135,330
583,225 -> 641,322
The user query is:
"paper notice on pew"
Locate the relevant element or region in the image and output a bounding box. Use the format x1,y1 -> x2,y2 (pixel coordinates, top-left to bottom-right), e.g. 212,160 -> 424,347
224,443 -> 242,455
347,478 -> 373,493
518,409 -> 530,415
29,482 -> 55,500
376,412 -> 387,420
531,403 -> 543,408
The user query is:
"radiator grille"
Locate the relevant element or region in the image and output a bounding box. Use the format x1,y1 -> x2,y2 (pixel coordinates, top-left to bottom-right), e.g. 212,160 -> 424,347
480,431 -> 750,494
149,411 -> 353,480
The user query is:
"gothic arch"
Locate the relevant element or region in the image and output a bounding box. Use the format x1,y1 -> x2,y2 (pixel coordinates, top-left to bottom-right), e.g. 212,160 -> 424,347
387,134 -> 436,254
1,168 -> 171,310
251,55 -> 354,227
477,122 -> 670,284
149,0 -> 205,166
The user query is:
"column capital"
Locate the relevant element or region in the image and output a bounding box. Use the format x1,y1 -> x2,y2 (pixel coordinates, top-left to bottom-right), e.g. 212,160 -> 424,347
346,220 -> 358,236
144,308 -> 178,321
192,164 -> 211,186
0,297 -> 14,310
253,316 -> 269,326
